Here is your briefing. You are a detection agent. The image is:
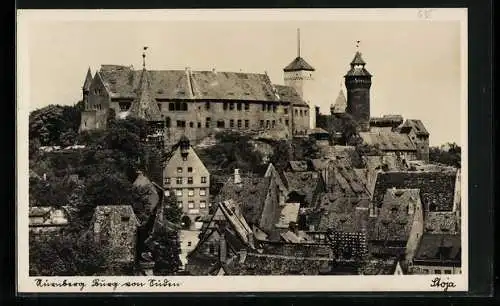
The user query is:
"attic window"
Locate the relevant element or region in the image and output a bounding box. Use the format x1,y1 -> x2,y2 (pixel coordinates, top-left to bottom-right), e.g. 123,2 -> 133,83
394,190 -> 404,197
121,216 -> 130,222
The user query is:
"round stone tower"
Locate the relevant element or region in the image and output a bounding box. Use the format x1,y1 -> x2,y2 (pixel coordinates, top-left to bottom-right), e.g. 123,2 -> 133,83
344,50 -> 372,132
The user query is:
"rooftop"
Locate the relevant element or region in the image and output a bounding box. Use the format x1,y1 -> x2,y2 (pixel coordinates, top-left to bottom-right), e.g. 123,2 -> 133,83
373,171 -> 458,212
317,193 -> 370,232
359,131 -> 416,152
283,56 -> 315,72
413,233 -> 461,265
400,119 -> 429,136
95,65 -> 306,105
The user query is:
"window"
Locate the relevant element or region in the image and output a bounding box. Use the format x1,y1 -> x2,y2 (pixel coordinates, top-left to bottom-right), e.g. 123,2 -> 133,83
121,216 -> 130,222
237,103 -> 242,111
176,177 -> 183,184
209,245 -> 216,254
295,109 -> 298,116
229,120 -> 234,128
157,103 -> 162,111
304,110 -> 308,116
165,117 -> 171,128
262,104 -> 266,111
284,107 -> 288,114
237,120 -> 242,128
260,120 -> 264,128
244,120 -> 249,128
188,167 -> 193,172
229,103 -> 234,110
435,270 -> 442,274
200,200 -> 207,208
177,167 -> 183,173
169,103 -> 175,111
267,104 -> 272,112
187,241 -> 192,246
188,188 -> 194,197
164,177 -> 171,185
271,120 -> 276,128
444,270 -> 452,274
223,102 -> 228,110
182,102 -> 188,111
177,120 -> 186,128
266,120 -> 270,128
189,121 -> 194,128
272,104 -> 277,112
200,188 -> 207,196
187,177 -> 193,184
205,117 -> 211,128
176,189 -> 183,196
217,120 -> 225,128
300,110 -> 303,116
177,201 -> 183,208
285,119 -> 289,126
244,102 -> 249,110
201,177 -> 207,184
197,122 -> 201,128
205,101 -> 210,110
188,201 -> 195,209
119,102 -> 131,111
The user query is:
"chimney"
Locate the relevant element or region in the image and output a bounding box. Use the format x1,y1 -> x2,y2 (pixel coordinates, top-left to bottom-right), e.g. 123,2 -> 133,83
219,233 -> 227,263
234,168 -> 242,185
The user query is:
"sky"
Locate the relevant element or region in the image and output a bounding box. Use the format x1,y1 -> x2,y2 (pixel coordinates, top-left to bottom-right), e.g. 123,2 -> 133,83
21,12 -> 464,146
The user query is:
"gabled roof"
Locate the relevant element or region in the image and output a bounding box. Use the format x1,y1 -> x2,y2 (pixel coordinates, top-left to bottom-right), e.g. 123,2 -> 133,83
424,212 -> 458,234
369,189 -> 421,242
276,203 -> 300,229
96,65 -> 305,104
327,165 -> 370,197
413,233 -> 461,265
224,253 -> 332,275
331,89 -> 347,113
83,67 -> 93,91
283,56 -> 315,72
400,119 -> 430,136
127,69 -> 163,121
215,176 -> 272,225
283,171 -> 322,206
92,205 -> 140,228
318,193 -> 370,233
372,171 -> 458,212
359,131 -> 416,151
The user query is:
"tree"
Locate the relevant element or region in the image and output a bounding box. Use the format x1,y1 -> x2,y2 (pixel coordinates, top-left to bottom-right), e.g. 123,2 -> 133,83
29,103 -> 82,146
151,227 -> 182,275
29,231 -> 124,276
429,143 -> 461,168
269,140 -> 293,171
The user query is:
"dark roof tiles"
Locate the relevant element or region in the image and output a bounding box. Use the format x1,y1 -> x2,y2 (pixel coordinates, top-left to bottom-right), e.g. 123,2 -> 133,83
283,57 -> 315,72
413,233 -> 461,265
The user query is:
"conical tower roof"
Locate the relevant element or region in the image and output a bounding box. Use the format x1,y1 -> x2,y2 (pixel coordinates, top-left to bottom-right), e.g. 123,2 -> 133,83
350,51 -> 366,65
128,69 -> 163,121
331,89 -> 347,113
83,67 -> 93,91
284,57 -> 315,72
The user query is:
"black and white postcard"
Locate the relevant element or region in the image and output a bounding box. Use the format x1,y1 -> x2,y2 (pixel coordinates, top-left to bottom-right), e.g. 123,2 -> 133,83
17,8 -> 468,293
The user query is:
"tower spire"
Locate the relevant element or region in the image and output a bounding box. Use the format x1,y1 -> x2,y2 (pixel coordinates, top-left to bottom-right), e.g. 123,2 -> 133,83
356,40 -> 360,50
297,28 -> 301,58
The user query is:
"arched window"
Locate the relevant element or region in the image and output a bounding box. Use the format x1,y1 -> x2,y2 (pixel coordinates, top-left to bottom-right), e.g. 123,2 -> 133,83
165,117 -> 171,128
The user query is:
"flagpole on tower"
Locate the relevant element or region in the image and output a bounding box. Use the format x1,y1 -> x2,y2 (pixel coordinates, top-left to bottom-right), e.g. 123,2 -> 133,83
142,46 -> 148,69
297,28 -> 301,58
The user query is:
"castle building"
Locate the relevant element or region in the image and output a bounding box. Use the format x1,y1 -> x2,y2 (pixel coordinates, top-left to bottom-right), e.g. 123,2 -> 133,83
79,38 -> 313,146
344,50 -> 372,132
163,136 -> 210,227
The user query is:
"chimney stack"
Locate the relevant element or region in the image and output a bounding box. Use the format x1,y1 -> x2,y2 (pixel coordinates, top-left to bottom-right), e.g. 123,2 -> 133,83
234,168 -> 242,185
